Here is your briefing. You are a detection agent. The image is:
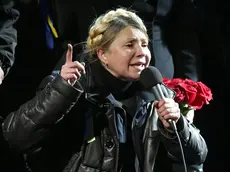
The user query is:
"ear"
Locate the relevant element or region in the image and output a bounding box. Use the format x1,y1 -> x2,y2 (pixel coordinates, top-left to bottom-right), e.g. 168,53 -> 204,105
97,48 -> 108,65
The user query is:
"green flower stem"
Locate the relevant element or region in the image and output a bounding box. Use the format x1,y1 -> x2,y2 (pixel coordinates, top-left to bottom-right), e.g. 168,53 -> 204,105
179,102 -> 194,116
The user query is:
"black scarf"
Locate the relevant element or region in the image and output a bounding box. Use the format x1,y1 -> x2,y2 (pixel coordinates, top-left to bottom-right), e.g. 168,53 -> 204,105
89,61 -> 140,101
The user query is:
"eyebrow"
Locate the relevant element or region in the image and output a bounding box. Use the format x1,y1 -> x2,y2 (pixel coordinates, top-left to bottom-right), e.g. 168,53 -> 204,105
126,37 -> 148,43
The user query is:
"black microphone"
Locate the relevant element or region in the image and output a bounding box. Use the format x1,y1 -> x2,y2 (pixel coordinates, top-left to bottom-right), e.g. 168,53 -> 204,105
139,66 -> 177,131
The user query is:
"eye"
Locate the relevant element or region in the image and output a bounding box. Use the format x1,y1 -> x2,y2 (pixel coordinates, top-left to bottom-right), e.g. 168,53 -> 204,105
125,43 -> 133,48
142,41 -> 148,47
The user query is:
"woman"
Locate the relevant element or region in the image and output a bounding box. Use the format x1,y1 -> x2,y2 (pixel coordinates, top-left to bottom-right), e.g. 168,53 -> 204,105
2,8 -> 207,172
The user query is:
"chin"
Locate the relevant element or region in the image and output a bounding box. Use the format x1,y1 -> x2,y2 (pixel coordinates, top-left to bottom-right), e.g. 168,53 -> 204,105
128,73 -> 140,81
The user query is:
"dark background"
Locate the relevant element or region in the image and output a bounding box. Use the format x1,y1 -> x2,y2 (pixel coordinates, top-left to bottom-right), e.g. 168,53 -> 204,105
0,0 -> 227,171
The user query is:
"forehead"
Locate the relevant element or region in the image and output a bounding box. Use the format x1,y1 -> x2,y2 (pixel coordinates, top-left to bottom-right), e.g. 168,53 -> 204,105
114,26 -> 148,42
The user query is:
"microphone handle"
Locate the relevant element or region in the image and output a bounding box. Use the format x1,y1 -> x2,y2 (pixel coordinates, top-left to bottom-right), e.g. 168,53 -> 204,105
152,84 -> 165,100
152,86 -> 161,100
156,84 -> 165,99
153,84 -> 177,131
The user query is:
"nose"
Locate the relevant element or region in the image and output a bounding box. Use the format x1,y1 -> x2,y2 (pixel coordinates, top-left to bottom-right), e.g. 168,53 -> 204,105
136,44 -> 146,57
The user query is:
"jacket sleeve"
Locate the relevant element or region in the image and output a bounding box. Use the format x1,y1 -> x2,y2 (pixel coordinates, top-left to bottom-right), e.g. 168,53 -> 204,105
0,0 -> 19,76
158,115 -> 208,166
2,74 -> 84,151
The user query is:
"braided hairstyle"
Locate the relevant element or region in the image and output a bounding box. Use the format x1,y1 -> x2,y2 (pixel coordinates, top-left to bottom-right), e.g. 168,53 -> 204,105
85,8 -> 148,62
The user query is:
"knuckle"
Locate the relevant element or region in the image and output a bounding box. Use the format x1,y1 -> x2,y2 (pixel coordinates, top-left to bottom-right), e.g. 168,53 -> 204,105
166,109 -> 171,113
74,61 -> 80,65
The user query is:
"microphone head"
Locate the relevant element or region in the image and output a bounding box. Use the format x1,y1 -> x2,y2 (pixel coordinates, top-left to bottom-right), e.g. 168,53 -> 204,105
140,66 -> 163,89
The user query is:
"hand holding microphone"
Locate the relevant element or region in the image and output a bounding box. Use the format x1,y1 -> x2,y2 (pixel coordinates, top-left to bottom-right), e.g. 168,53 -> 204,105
153,98 -> 180,129
140,66 -> 181,130
60,44 -> 86,85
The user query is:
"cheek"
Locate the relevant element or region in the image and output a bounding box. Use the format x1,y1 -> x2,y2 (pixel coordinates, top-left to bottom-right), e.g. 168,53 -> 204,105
120,54 -> 133,65
111,56 -> 129,70
146,52 -> 152,65
111,50 -> 134,68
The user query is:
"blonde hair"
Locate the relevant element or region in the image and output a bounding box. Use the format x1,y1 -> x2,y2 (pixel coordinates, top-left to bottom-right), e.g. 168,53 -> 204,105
86,8 -> 148,60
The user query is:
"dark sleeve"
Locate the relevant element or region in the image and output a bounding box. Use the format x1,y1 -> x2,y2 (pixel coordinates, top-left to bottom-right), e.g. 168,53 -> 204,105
0,0 -> 19,76
158,115 -> 208,165
2,74 -> 84,151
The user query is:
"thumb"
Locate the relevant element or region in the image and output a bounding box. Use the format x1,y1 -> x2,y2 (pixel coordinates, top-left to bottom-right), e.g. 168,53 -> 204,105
66,44 -> 73,63
81,62 -> 85,66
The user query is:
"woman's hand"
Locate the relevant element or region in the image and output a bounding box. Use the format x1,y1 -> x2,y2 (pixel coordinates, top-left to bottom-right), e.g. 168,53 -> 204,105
60,44 -> 85,85
154,98 -> 181,128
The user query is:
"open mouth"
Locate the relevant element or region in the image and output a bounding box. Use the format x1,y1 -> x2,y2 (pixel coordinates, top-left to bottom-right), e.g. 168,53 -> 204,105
131,63 -> 145,70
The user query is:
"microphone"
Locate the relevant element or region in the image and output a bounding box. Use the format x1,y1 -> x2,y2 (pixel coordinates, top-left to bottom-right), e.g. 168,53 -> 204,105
139,66 -> 177,131
140,66 -> 188,172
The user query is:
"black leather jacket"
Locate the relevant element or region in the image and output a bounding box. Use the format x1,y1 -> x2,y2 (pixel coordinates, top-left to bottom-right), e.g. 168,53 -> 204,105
2,63 -> 208,172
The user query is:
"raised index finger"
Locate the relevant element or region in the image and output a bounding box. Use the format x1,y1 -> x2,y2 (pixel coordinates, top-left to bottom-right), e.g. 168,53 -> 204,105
66,44 -> 73,63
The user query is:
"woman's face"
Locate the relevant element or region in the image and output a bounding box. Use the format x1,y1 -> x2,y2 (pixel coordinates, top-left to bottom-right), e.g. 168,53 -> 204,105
98,26 -> 151,81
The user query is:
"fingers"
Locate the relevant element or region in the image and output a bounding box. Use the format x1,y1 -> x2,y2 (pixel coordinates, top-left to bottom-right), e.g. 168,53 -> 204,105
65,73 -> 78,81
60,43 -> 86,84
161,119 -> 171,128
158,106 -> 179,117
63,61 -> 85,73
154,98 -> 180,127
160,110 -> 179,121
81,62 -> 85,68
60,60 -> 86,84
64,68 -> 82,78
157,98 -> 178,114
77,62 -> 86,74
66,44 -> 73,63
61,62 -> 85,78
